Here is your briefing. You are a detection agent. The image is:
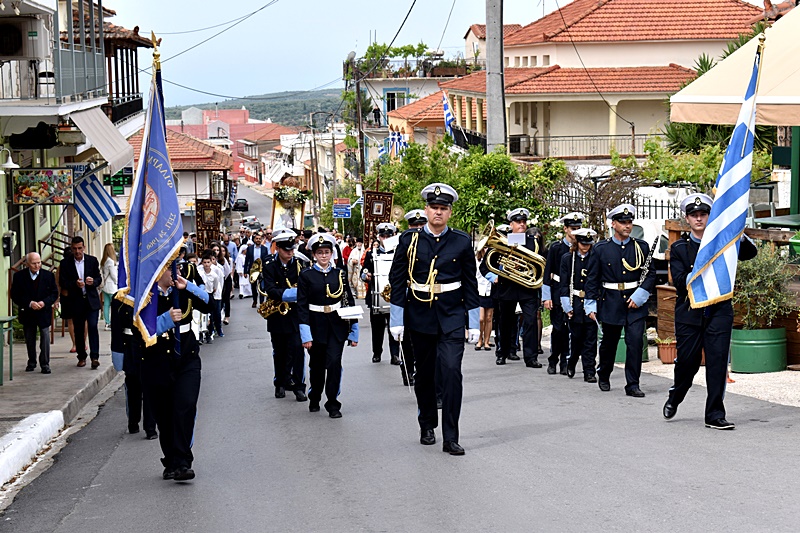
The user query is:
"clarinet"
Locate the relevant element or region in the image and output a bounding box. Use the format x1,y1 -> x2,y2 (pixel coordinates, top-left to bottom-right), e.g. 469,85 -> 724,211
638,235 -> 660,286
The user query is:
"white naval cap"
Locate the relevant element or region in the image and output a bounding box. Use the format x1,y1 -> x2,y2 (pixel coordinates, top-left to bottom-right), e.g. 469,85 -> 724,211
559,212 -> 585,227
506,208 -> 530,222
309,232 -> 337,252
376,222 -> 397,235
572,228 -> 597,243
607,203 -> 636,221
272,228 -> 297,249
421,182 -> 458,205
404,209 -> 427,225
680,193 -> 713,215
496,224 -> 511,234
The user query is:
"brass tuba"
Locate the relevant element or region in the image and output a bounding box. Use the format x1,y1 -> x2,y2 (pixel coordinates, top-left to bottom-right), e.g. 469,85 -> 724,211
476,220 -> 546,289
249,258 -> 262,284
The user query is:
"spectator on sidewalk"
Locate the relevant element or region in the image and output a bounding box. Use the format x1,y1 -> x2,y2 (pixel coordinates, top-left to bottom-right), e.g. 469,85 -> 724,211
235,244 -> 251,299
100,243 -> 118,331
12,252 -> 58,374
59,236 -> 103,369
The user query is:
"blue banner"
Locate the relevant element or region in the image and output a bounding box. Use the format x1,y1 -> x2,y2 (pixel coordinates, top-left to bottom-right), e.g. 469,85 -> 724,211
119,69 -> 184,345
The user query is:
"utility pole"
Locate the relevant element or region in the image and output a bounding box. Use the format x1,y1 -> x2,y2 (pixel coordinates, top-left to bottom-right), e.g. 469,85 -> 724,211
486,0 -> 507,153
355,71 -> 366,181
331,126 -> 337,231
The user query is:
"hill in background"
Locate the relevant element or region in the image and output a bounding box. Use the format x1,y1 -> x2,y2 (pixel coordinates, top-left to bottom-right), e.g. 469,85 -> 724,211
164,89 -> 343,127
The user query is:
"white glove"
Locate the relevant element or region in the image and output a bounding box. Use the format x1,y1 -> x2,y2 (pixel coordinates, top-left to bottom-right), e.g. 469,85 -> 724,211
390,326 -> 404,342
467,329 -> 480,344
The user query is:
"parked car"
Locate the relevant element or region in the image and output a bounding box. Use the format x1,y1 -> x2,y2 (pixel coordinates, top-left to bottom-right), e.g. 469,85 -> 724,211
233,198 -> 249,212
241,215 -> 262,231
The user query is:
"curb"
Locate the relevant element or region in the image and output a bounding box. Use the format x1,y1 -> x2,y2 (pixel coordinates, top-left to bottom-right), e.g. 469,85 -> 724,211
60,365 -> 118,424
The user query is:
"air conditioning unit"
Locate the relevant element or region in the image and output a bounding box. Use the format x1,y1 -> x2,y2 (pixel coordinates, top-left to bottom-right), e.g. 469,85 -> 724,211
0,17 -> 50,61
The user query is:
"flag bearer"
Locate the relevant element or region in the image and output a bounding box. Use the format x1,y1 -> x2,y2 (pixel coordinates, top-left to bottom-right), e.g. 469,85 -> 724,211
585,204 -> 656,397
663,194 -> 757,429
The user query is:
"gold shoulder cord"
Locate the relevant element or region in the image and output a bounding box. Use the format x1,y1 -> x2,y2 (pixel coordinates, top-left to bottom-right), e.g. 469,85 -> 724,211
325,268 -> 344,299
181,299 -> 193,320
622,240 -> 644,272
407,231 -> 438,305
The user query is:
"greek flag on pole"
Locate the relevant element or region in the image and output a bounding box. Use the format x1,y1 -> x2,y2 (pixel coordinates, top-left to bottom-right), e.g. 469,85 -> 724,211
443,93 -> 455,137
687,45 -> 762,308
74,174 -> 120,232
119,68 -> 184,345
378,141 -> 387,157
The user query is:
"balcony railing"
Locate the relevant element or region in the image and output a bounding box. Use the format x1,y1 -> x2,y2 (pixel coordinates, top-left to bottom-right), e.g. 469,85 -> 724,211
514,134 -> 663,159
349,58 -> 481,80
103,95 -> 142,123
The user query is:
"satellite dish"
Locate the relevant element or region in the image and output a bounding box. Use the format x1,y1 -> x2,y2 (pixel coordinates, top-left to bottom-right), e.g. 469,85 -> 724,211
391,205 -> 405,221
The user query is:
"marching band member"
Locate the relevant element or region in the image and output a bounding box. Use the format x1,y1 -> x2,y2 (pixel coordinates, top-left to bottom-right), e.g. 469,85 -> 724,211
244,231 -> 269,308
542,212 -> 583,375
389,183 -> 479,456
362,222 -> 400,364
585,204 -> 656,397
481,208 -> 542,368
399,209 -> 429,386
298,233 -> 359,418
559,228 -> 598,382
262,228 -> 309,402
663,194 -> 757,429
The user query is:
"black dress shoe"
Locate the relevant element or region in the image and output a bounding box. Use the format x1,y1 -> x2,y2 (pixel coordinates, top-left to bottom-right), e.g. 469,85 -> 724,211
162,468 -> 176,480
663,400 -> 677,420
329,410 -> 342,419
251,301 -> 257,308
239,294 -> 243,299
442,441 -> 465,455
91,359 -> 100,370
25,365 -> 36,372
547,365 -> 557,375
626,387 -> 646,398
598,381 -> 611,392
420,429 -> 435,445
294,390 -> 308,402
274,386 -> 285,399
526,361 -> 542,368
173,467 -> 195,481
390,355 -> 401,365
41,366 -> 51,374
705,418 -> 735,430
566,367 -> 575,378
146,431 -> 159,440
495,356 -> 506,365
537,348 -> 544,354
584,375 -> 597,383
128,424 -> 140,434
372,355 -> 381,363
560,368 -> 568,376
408,376 -> 415,386
309,403 -> 320,412
507,353 -> 520,361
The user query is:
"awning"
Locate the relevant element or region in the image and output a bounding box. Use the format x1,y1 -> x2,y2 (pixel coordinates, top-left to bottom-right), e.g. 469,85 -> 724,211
69,107 -> 135,175
670,8 -> 800,126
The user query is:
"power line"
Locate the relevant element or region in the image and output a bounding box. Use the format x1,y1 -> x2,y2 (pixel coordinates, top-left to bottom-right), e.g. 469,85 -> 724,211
436,0 -> 458,52
155,14 -> 251,35
160,75 -> 343,102
354,0 -> 418,82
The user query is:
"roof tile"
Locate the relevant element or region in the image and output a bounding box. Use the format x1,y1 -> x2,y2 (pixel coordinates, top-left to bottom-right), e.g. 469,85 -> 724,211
129,129 -> 234,171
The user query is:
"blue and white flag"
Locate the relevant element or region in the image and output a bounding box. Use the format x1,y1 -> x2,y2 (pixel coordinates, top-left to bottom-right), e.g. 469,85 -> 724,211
74,174 -> 120,232
352,196 -> 364,207
377,142 -> 387,157
119,68 -> 184,345
687,44 -> 763,308
443,93 -> 455,137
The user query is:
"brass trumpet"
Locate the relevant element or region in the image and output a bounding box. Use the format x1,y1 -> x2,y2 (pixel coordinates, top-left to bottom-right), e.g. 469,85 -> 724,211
476,220 -> 546,289
249,258 -> 262,284
257,299 -> 290,319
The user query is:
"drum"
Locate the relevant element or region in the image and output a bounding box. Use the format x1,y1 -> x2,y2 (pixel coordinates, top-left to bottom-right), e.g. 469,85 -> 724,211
371,252 -> 393,314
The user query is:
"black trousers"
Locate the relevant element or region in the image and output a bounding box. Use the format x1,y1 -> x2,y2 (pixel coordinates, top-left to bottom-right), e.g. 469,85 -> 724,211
144,350 -> 201,471
72,298 -> 100,361
251,282 -> 265,304
308,341 -> 344,412
123,342 -> 156,434
567,319 -> 598,376
222,276 -> 232,318
597,318 -> 645,391
401,336 -> 416,381
548,304 -> 570,369
24,324 -> 50,368
370,311 -> 399,359
409,327 -> 464,443
498,299 -> 539,364
271,330 -> 305,391
669,318 -> 732,422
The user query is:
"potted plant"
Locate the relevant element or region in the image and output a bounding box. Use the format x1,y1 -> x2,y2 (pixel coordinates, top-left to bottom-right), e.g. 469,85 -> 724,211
730,242 -> 796,373
655,337 -> 677,364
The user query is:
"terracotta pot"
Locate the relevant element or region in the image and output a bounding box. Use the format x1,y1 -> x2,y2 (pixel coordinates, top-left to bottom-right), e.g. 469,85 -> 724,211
658,342 -> 677,364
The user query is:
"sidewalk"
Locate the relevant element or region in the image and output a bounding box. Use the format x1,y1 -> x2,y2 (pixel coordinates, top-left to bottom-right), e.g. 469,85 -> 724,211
0,324 -> 116,487
237,177 -> 274,198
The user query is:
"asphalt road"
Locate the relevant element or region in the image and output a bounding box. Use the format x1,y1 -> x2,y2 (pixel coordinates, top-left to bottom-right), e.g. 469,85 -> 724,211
231,182 -> 273,232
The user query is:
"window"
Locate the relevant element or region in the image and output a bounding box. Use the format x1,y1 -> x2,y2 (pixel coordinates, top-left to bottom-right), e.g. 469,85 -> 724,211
521,57 -> 528,67
504,57 -> 509,67
385,92 -> 407,113
530,56 -> 537,67
514,56 -> 521,67
542,55 -> 550,66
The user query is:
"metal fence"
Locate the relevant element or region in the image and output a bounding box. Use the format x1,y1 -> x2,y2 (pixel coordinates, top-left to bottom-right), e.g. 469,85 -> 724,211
551,189 -> 680,221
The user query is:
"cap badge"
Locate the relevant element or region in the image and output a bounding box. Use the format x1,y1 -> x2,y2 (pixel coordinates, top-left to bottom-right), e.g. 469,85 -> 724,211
573,214 -> 579,220
434,186 -> 441,196
623,207 -> 629,215
318,236 -> 325,243
695,197 -> 702,205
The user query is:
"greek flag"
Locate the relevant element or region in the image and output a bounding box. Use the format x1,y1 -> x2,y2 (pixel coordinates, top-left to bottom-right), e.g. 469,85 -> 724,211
352,196 -> 364,207
74,174 -> 120,232
229,182 -> 237,208
378,142 -> 387,157
443,93 -> 455,137
119,67 -> 184,345
687,44 -> 762,308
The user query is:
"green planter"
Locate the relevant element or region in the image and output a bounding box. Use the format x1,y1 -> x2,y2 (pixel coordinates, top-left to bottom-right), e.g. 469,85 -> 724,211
598,328 -> 648,363
789,232 -> 800,257
730,327 -> 786,373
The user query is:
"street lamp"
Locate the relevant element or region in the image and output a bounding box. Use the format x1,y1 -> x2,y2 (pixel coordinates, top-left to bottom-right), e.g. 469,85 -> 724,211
0,148 -> 19,175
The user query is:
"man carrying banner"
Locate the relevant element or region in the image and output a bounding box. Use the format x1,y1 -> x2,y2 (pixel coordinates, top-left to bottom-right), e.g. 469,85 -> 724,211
663,195 -> 757,429
585,204 -> 656,397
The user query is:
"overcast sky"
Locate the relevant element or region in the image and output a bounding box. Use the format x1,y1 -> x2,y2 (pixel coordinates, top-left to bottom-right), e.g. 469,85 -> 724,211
110,0 -> 765,107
